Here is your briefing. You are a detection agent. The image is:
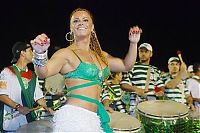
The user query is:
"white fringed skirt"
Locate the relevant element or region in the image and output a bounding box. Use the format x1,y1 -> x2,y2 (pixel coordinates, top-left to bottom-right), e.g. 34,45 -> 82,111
52,104 -> 104,132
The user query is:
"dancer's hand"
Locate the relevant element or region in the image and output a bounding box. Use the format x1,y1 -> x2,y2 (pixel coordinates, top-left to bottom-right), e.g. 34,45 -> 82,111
129,25 -> 142,44
30,33 -> 50,53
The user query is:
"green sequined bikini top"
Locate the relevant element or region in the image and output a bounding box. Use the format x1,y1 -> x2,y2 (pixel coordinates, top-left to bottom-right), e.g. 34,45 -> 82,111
64,50 -> 109,82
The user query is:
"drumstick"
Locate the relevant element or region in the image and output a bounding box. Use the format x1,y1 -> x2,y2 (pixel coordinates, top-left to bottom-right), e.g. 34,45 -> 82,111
44,86 -> 55,97
29,105 -> 46,112
176,50 -> 184,63
177,50 -> 189,80
44,89 -> 49,97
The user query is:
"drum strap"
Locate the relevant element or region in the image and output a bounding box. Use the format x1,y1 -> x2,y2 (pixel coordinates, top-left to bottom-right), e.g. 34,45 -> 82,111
12,65 -> 37,122
144,66 -> 151,92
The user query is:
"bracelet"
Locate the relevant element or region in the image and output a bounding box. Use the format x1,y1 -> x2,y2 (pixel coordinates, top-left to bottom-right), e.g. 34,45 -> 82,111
32,58 -> 48,67
33,50 -> 48,60
14,104 -> 22,111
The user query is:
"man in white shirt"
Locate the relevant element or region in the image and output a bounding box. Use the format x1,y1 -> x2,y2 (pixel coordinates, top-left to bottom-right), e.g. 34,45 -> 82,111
186,62 -> 200,110
0,42 -> 53,132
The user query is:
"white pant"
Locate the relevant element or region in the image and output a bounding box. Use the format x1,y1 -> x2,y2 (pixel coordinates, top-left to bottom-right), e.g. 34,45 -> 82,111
53,104 -> 104,132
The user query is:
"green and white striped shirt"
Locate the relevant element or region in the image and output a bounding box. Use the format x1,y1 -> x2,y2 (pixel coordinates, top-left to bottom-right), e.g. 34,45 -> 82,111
121,62 -> 164,99
162,73 -> 189,104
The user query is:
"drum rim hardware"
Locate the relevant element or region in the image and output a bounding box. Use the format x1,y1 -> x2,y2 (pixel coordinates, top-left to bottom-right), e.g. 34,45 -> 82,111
137,109 -> 189,120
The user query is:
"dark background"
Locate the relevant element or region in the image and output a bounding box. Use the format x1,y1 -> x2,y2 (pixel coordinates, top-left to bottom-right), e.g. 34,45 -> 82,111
1,0 -> 200,71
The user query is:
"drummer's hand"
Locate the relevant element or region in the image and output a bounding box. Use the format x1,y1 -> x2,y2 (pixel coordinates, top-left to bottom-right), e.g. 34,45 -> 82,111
17,106 -> 30,115
155,91 -> 164,97
189,104 -> 196,111
45,107 -> 55,115
30,33 -> 50,53
105,106 -> 114,113
136,88 -> 147,97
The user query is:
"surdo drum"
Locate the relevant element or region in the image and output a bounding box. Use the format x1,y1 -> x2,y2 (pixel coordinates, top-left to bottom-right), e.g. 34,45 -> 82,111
189,110 -> 200,132
136,100 -> 190,133
108,111 -> 141,133
16,109 -> 53,133
16,119 -> 53,133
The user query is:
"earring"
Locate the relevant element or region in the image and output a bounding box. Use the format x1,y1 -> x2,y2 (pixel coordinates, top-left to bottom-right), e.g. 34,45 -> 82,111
91,30 -> 96,36
65,31 -> 74,41
91,31 -> 98,41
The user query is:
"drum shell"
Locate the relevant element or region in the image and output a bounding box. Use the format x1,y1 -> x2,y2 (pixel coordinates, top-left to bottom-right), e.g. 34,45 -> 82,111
108,111 -> 142,133
36,109 -> 53,120
189,110 -> 200,132
16,119 -> 53,133
136,100 -> 190,133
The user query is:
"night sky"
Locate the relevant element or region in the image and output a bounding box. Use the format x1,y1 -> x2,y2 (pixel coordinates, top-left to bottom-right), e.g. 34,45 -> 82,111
1,0 -> 200,71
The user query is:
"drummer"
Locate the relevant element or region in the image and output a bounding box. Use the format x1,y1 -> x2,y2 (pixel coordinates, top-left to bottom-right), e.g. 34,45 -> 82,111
186,62 -> 200,110
121,43 -> 165,117
161,57 -> 195,110
0,41 -> 53,132
101,72 -> 128,113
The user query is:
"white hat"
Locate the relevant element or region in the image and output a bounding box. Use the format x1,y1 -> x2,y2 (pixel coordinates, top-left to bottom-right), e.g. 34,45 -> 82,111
187,65 -> 193,72
168,57 -> 180,64
138,43 -> 153,51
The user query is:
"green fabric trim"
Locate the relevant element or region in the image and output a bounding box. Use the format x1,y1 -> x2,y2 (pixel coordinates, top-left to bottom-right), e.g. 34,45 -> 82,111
67,94 -> 113,133
0,102 -> 4,132
65,81 -> 101,93
12,65 -> 37,122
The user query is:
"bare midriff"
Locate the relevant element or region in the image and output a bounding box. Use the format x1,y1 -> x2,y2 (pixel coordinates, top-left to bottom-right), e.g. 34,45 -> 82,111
64,78 -> 101,112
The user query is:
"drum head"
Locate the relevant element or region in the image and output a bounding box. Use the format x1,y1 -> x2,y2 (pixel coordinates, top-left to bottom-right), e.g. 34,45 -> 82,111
108,111 -> 141,131
45,73 -> 65,95
16,119 -> 53,133
137,100 -> 189,119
